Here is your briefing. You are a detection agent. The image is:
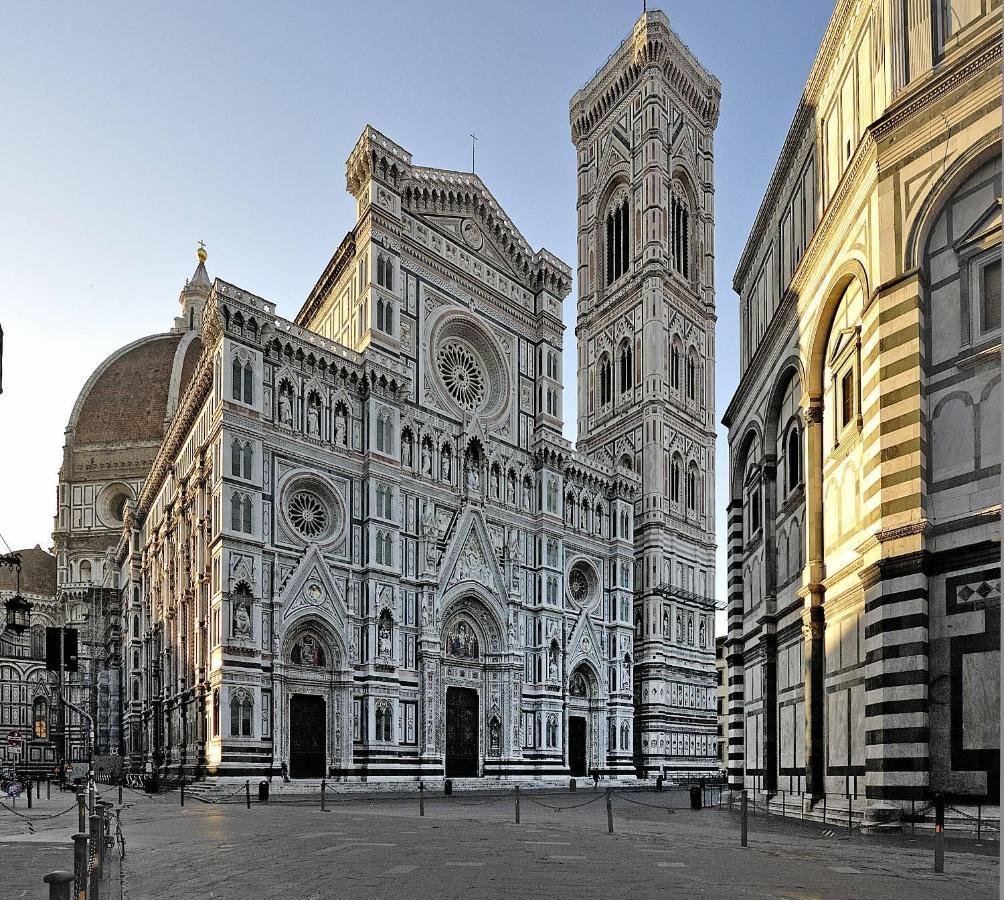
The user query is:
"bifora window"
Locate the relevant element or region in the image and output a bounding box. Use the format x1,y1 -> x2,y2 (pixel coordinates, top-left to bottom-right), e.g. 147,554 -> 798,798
981,257 -> 1001,334
288,491 -> 328,539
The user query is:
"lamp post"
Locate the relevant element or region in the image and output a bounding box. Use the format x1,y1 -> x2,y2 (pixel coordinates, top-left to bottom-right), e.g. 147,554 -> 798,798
1,552 -> 33,636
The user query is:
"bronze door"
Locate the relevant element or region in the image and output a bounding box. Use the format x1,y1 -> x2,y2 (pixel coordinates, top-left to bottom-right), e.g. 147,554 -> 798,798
289,694 -> 326,778
445,687 -> 479,777
568,716 -> 587,776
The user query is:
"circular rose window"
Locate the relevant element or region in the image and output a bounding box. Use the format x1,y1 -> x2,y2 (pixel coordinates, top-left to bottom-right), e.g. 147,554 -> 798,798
566,560 -> 599,612
288,491 -> 328,538
279,474 -> 346,547
429,314 -> 510,421
437,340 -> 486,412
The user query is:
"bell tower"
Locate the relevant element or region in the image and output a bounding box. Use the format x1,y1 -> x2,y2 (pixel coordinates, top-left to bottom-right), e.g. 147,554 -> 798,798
570,9 -> 721,775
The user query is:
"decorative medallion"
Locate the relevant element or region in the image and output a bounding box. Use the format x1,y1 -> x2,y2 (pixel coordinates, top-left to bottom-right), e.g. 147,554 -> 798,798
305,582 -> 323,603
461,219 -> 484,250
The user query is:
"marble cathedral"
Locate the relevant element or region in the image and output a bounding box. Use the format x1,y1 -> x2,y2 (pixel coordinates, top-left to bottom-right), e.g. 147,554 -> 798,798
56,10 -> 721,781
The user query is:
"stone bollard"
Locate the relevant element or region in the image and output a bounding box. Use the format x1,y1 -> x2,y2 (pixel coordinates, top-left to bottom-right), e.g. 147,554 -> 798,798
118,780 -> 123,805
47,777 -> 51,800
77,790 -> 86,834
320,779 -> 325,812
72,832 -> 88,899
245,780 -> 251,810
180,781 -> 185,807
514,785 -> 520,824
569,778 -> 576,793
605,788 -> 613,834
419,782 -> 425,817
42,870 -> 74,900
740,790 -> 748,848
27,780 -> 32,809
89,811 -> 102,900
934,794 -> 945,874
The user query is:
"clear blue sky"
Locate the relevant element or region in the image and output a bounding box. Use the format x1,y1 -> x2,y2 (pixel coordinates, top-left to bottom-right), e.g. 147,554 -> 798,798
0,1 -> 834,611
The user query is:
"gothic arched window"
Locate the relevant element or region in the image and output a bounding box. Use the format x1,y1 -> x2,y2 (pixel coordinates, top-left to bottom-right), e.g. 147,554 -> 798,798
243,361 -> 254,405
671,342 -> 681,390
242,443 -> 253,480
212,689 -> 220,737
231,438 -> 242,477
686,352 -> 697,400
619,340 -> 633,392
686,467 -> 697,512
375,700 -> 394,741
671,455 -> 682,504
33,697 -> 48,739
230,690 -> 253,737
232,357 -> 242,401
605,196 -> 630,285
670,184 -> 691,280
599,354 -> 612,406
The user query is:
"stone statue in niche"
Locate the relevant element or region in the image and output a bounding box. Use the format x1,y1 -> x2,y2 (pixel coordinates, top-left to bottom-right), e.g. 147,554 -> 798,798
278,388 -> 293,427
548,644 -> 559,682
307,402 -> 320,437
688,615 -> 694,645
677,611 -> 684,643
441,449 -> 451,480
507,477 -> 515,505
402,435 -> 413,467
379,621 -> 392,657
466,462 -> 480,492
421,441 -> 432,475
663,610 -> 670,638
334,407 -> 348,445
699,618 -> 706,647
232,595 -> 252,638
489,717 -> 501,751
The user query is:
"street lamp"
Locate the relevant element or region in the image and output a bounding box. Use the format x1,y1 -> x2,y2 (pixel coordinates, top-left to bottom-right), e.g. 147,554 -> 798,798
5,592 -> 32,635
0,552 -> 31,635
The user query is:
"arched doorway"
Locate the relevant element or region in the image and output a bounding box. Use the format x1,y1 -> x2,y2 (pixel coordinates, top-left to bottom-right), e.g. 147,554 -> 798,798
277,621 -> 351,779
439,595 -> 506,779
567,663 -> 600,776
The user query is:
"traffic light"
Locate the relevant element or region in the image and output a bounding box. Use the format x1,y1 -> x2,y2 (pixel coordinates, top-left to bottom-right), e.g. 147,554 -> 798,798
45,627 -> 79,672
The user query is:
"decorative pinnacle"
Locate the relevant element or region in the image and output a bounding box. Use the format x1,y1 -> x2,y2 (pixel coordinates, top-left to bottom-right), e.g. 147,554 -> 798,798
197,240 -> 207,263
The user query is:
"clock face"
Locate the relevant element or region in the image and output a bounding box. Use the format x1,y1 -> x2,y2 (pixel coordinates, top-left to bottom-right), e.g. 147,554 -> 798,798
305,583 -> 322,602
461,219 -> 484,250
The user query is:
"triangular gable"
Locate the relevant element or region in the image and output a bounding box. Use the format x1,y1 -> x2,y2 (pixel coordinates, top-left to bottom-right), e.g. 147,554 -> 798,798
437,506 -> 507,599
566,609 -> 604,675
954,199 -> 1002,250
279,544 -> 348,631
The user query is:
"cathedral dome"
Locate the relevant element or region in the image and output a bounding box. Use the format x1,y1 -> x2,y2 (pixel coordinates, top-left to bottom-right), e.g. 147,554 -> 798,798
71,333 -> 199,445
0,545 -> 56,598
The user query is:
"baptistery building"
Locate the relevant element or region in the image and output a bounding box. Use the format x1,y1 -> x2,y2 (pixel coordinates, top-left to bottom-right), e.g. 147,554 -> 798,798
67,10 -> 723,782
723,0 -> 1000,813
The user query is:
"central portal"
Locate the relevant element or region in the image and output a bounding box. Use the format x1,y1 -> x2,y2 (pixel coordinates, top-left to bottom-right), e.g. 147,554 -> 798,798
445,687 -> 479,777
289,694 -> 326,778
568,716 -> 587,776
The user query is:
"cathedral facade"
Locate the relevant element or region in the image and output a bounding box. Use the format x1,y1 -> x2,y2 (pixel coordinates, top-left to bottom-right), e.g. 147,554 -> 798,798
724,0 -> 1000,812
43,10 -> 722,782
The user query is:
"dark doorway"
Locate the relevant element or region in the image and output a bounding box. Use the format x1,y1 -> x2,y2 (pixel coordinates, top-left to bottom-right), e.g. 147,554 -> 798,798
445,687 -> 479,777
290,694 -> 326,778
568,716 -> 587,776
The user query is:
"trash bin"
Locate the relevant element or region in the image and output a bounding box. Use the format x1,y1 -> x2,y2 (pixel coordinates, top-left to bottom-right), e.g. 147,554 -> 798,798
258,780 -> 269,802
689,785 -> 702,810
444,778 -> 453,796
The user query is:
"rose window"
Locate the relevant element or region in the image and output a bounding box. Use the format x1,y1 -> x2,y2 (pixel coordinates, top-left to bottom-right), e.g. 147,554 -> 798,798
569,569 -> 588,603
437,340 -> 486,412
287,491 -> 328,539
567,561 -> 599,611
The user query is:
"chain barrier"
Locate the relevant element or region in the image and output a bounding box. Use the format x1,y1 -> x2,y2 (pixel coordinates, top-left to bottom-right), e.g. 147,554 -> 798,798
0,798 -> 80,834
189,782 -> 253,805
427,792 -> 509,809
610,791 -> 679,812
523,792 -> 605,812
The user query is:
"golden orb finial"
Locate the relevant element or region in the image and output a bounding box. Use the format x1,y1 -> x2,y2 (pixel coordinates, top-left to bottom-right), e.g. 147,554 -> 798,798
197,240 -> 207,263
